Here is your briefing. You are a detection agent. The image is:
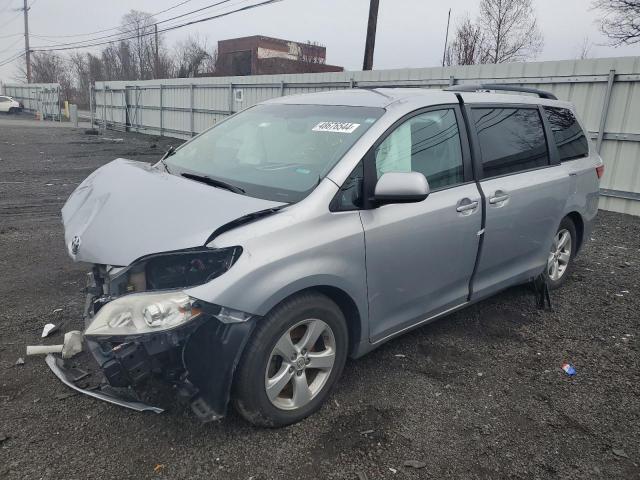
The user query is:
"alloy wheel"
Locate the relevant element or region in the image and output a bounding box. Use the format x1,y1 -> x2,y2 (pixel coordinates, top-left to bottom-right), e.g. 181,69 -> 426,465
264,319 -> 336,410
548,228 -> 572,281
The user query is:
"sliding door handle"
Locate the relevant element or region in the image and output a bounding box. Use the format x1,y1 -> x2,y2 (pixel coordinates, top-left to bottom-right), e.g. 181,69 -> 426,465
489,190 -> 510,205
456,201 -> 479,212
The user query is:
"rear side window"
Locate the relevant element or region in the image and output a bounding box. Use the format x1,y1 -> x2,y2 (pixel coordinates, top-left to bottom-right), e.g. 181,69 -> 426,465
472,108 -> 549,178
543,107 -> 589,161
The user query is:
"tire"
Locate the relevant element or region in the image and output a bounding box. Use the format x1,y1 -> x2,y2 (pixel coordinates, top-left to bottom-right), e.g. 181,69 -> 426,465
7,107 -> 15,114
545,217 -> 577,290
233,292 -> 348,427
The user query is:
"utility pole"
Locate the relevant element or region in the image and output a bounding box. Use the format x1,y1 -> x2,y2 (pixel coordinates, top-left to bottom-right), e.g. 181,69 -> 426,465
154,24 -> 159,78
22,0 -> 31,83
442,8 -> 451,67
362,0 -> 379,71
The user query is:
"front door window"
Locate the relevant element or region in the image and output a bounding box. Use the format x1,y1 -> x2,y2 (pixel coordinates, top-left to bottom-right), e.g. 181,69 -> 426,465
374,109 -> 464,190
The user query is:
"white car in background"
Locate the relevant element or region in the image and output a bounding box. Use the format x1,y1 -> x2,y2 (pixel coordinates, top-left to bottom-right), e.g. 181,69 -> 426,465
0,95 -> 22,113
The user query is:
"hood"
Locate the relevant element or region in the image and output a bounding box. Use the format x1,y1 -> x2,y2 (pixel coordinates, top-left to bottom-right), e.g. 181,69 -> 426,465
62,159 -> 284,266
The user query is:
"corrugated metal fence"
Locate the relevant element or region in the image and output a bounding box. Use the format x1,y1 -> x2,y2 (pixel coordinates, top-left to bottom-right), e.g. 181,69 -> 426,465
93,56 -> 640,215
2,82 -> 62,120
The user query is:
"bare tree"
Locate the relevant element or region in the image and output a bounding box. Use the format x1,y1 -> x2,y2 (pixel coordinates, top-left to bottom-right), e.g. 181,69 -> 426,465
24,51 -> 74,101
445,16 -> 488,66
478,0 -> 543,63
87,53 -> 105,83
576,37 -> 593,59
174,35 -> 216,78
68,52 -> 90,107
593,0 -> 640,45
118,10 -> 160,79
100,41 -> 137,81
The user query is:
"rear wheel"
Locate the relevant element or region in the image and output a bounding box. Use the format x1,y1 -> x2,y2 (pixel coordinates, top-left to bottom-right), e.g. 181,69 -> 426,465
233,292 -> 348,427
545,217 -> 577,289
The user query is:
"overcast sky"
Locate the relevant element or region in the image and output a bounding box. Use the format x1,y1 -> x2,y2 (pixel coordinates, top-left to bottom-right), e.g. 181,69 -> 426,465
1,0 -> 639,83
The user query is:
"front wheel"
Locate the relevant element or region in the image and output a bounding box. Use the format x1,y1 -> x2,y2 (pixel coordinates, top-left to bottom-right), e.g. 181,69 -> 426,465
545,217 -> 577,289
233,292 -> 348,427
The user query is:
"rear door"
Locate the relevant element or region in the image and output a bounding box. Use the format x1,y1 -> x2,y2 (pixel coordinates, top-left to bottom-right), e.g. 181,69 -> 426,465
359,105 -> 482,342
467,104 -> 572,299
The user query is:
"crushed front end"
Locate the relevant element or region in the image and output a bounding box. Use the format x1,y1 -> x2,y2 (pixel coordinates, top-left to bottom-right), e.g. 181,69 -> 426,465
47,248 -> 256,422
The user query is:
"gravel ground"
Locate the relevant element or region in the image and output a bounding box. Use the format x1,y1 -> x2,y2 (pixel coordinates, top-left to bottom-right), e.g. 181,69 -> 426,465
0,116 -> 638,480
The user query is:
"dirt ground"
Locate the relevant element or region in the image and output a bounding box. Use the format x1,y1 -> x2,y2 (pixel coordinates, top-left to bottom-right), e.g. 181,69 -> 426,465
0,115 -> 638,479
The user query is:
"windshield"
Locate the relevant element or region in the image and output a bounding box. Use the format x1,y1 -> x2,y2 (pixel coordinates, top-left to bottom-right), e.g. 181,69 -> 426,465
165,103 -> 384,202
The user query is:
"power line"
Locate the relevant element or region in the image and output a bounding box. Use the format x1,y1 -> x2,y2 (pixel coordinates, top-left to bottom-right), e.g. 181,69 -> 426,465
31,0 -> 282,53
0,33 -> 24,39
0,51 -> 24,67
28,0 -> 195,39
0,0 -> 16,15
0,36 -> 22,54
0,0 -> 196,66
31,0 -> 236,50
0,9 -> 22,29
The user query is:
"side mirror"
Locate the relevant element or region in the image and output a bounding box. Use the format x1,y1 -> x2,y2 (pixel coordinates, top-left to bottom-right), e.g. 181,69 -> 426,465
374,172 -> 430,204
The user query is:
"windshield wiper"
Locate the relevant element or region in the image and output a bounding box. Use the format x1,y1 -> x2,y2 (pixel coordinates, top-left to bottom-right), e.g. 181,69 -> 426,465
162,145 -> 176,160
159,146 -> 175,173
181,173 -> 246,194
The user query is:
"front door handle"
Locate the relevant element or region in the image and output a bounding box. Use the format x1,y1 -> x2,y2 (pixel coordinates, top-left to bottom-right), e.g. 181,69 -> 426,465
456,200 -> 479,213
489,190 -> 510,205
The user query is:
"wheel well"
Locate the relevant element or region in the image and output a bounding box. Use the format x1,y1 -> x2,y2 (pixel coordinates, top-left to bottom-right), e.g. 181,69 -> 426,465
566,212 -> 584,253
296,286 -> 362,356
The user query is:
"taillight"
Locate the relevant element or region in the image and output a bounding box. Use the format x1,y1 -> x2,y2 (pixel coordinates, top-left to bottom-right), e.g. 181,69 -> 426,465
596,165 -> 604,179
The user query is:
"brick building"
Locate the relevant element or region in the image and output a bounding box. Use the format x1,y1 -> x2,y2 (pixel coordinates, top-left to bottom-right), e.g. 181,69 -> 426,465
215,36 -> 344,76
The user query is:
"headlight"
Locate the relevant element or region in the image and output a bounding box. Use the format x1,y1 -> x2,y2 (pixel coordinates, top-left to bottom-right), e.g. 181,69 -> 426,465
109,246 -> 242,295
85,291 -> 202,337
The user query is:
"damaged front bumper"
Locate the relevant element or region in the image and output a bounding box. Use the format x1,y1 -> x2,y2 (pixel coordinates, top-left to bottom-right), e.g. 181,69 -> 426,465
46,311 -> 256,422
45,354 -> 164,413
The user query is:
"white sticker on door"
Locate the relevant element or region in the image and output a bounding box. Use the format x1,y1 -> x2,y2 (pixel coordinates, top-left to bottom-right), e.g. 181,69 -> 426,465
312,121 -> 360,133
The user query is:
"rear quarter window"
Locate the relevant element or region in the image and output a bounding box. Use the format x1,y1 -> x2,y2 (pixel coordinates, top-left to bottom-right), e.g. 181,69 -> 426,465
543,107 -> 589,161
472,107 -> 549,178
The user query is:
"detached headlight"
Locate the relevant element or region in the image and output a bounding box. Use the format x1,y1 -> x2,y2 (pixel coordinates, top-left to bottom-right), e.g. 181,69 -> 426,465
85,291 -> 201,337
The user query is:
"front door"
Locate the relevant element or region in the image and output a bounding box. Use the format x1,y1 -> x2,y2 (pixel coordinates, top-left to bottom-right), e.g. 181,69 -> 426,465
359,106 -> 482,343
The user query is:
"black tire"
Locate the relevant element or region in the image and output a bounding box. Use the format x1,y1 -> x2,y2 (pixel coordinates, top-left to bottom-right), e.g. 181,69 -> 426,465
233,291 -> 348,427
7,107 -> 15,114
545,217 -> 577,290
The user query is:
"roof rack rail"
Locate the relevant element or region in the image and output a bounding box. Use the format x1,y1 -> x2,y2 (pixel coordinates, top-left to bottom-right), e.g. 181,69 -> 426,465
444,83 -> 558,100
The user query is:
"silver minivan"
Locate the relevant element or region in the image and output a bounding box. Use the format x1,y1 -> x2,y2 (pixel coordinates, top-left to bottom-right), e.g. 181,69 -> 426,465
52,86 -> 602,427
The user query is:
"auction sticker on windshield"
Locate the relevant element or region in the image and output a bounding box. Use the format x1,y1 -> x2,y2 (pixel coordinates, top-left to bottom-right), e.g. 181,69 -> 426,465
312,121 -> 360,133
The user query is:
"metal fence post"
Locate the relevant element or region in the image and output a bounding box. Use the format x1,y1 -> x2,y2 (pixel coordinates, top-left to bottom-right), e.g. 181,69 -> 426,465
89,85 -> 94,128
134,86 -> 140,132
228,83 -> 233,115
280,81 -> 285,96
159,84 -> 163,137
596,69 -> 616,154
57,86 -> 61,122
124,87 -> 130,132
102,87 -> 107,130
190,84 -> 195,136
449,75 -> 455,86
110,89 -> 114,127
